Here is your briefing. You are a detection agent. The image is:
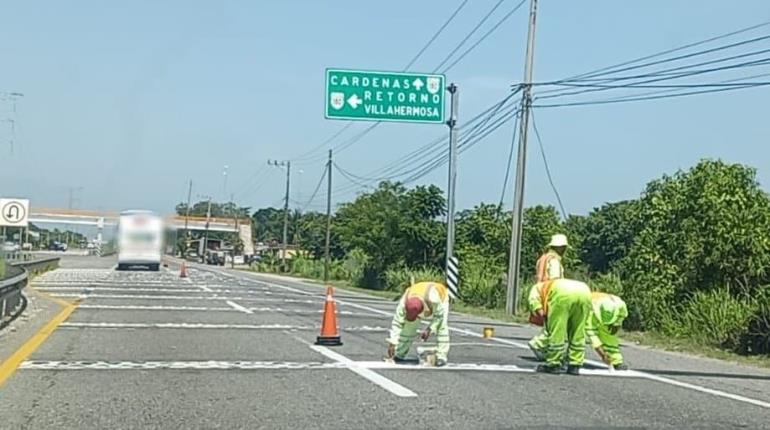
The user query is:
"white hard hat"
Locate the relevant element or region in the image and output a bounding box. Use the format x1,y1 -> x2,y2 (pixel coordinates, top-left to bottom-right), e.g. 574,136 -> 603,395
548,234 -> 568,248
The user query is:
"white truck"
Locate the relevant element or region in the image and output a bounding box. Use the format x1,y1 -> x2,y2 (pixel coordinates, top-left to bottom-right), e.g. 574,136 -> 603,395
116,210 -> 163,271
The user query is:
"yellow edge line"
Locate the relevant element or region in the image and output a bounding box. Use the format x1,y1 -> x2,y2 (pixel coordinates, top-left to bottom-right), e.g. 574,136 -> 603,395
28,286 -> 75,308
0,301 -> 78,388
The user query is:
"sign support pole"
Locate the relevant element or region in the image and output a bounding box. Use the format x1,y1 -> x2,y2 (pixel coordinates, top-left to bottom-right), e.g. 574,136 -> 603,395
445,83 -> 459,277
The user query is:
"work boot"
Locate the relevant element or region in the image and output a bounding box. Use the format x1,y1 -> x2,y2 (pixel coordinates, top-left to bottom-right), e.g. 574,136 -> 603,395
528,342 -> 545,362
536,364 -> 562,374
436,358 -> 447,367
566,365 -> 581,376
613,363 -> 629,371
393,356 -> 409,364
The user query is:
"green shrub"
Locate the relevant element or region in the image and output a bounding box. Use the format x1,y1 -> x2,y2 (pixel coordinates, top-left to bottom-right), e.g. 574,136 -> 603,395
588,272 -> 624,296
739,286 -> 770,355
383,265 -> 444,292
662,287 -> 754,350
458,257 -> 506,309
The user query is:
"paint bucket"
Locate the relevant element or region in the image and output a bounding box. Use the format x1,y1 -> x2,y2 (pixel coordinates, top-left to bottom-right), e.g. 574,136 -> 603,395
483,327 -> 495,338
417,347 -> 437,367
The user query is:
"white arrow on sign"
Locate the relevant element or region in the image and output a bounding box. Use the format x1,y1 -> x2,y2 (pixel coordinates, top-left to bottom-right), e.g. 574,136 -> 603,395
412,78 -> 424,91
0,198 -> 30,227
347,94 -> 362,109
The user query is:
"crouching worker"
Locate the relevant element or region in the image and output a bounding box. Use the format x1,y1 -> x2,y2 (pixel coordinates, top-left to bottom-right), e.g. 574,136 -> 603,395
528,279 -> 592,375
587,292 -> 629,370
386,281 -> 450,366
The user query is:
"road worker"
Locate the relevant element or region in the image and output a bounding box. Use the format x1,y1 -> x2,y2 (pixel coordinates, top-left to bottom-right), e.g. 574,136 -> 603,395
587,292 -> 629,370
386,281 -> 450,366
528,278 -> 592,375
528,234 -> 568,360
536,234 -> 568,282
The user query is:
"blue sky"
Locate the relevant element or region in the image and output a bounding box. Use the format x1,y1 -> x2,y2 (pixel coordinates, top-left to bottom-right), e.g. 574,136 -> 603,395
0,0 -> 769,216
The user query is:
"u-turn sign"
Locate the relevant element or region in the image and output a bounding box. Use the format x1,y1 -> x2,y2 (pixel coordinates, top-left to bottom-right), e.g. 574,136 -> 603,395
0,198 -> 30,227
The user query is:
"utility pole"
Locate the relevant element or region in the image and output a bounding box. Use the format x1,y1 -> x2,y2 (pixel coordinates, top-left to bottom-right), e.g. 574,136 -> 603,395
269,160 -> 291,271
324,149 -> 333,283
183,180 -> 192,256
230,193 -> 237,269
506,0 -> 539,315
445,83 -> 459,274
203,196 -> 212,261
67,186 -> 83,210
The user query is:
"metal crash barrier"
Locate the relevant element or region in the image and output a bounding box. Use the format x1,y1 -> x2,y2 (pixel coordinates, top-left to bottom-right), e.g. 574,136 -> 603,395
0,257 -> 60,330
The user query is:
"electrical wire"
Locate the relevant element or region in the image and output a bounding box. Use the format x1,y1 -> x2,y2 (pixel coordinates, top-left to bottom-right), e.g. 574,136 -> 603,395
548,20 -> 770,84
298,168 -> 328,212
404,0 -> 470,71
533,81 -> 770,108
433,0 -> 507,72
499,111 -> 520,207
530,109 -> 566,219
441,0 -> 528,73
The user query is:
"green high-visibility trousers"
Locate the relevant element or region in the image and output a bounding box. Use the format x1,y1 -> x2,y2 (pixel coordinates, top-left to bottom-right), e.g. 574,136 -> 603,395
544,281 -> 592,367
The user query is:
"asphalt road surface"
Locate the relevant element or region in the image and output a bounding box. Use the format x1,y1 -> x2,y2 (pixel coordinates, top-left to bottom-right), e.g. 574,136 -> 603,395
1,255 -> 770,429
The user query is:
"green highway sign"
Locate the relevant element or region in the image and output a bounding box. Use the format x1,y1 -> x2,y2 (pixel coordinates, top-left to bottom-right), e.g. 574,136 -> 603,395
325,69 -> 446,124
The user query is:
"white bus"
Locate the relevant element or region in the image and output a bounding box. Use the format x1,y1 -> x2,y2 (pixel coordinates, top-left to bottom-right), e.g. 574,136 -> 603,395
117,210 -> 164,271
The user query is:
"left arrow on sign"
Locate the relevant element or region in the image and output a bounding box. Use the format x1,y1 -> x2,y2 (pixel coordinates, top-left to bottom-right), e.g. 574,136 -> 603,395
347,94 -> 362,109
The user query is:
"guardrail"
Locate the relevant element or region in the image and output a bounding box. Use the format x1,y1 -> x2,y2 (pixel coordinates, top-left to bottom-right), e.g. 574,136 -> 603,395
0,257 -> 60,330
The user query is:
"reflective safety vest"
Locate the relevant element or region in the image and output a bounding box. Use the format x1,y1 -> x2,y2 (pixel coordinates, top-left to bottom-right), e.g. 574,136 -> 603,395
406,282 -> 448,316
536,250 -> 563,282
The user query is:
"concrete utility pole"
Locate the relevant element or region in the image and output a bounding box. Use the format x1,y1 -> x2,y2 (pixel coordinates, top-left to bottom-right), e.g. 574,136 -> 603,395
202,196 -> 213,261
67,187 -> 83,210
183,180 -> 193,256
269,160 -> 291,271
506,0 -> 539,315
445,83 -> 459,274
324,149 -> 333,283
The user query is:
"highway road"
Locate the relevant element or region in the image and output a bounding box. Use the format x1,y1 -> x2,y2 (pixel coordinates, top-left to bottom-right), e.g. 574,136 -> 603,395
1,255 -> 770,429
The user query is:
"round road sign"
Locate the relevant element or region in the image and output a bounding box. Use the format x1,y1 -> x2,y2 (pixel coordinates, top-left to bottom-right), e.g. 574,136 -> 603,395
1,200 -> 27,225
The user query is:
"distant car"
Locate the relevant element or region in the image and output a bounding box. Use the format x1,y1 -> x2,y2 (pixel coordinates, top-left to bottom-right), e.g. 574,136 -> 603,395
48,242 -> 67,252
2,242 -> 18,252
86,243 -> 96,250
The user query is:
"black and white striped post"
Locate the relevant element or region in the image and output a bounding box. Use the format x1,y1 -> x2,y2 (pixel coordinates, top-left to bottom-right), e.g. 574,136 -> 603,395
446,256 -> 460,299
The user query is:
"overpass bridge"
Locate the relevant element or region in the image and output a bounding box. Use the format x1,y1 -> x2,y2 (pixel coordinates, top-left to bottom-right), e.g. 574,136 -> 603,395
27,208 -> 253,254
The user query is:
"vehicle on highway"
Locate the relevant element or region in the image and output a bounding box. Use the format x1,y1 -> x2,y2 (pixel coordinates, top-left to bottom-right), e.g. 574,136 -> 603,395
48,241 -> 67,252
2,242 -> 20,252
116,210 -> 164,271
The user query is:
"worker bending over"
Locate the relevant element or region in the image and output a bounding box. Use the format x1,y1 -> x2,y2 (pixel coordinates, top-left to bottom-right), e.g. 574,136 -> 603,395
528,278 -> 592,375
587,292 -> 629,370
528,234 -> 568,360
386,281 -> 450,366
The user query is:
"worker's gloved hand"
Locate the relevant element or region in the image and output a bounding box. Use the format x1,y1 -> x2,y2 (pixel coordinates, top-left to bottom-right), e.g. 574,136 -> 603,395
386,343 -> 396,359
595,347 -> 611,365
420,328 -> 432,341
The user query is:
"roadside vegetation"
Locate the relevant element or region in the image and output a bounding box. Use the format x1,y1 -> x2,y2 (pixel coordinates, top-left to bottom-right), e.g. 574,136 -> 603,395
198,158 -> 770,359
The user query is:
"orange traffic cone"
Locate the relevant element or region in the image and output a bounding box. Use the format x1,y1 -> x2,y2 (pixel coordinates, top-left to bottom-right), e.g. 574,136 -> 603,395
180,261 -> 188,278
315,286 -> 342,346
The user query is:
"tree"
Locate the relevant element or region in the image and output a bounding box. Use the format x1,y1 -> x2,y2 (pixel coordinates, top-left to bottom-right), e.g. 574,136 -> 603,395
618,159 -> 770,329
335,181 -> 446,286
577,200 -> 641,274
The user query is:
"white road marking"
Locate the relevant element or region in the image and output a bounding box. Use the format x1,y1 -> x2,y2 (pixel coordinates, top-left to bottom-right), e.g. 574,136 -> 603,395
58,322 -> 390,332
334,298 -> 770,410
630,371 -> 770,409
226,300 -> 253,314
199,285 -> 213,292
42,293 -> 317,304
20,360 -> 345,370
78,304 -> 237,312
309,344 -> 418,398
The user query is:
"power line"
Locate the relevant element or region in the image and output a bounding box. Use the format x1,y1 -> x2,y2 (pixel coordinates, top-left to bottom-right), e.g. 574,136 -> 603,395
404,0 -> 470,70
548,19 -> 770,84
533,81 -> 770,108
499,111 -> 520,207
332,93 -> 520,193
433,0 -> 507,72
441,0 -> 528,73
299,168 -> 328,212
530,109 -> 566,219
